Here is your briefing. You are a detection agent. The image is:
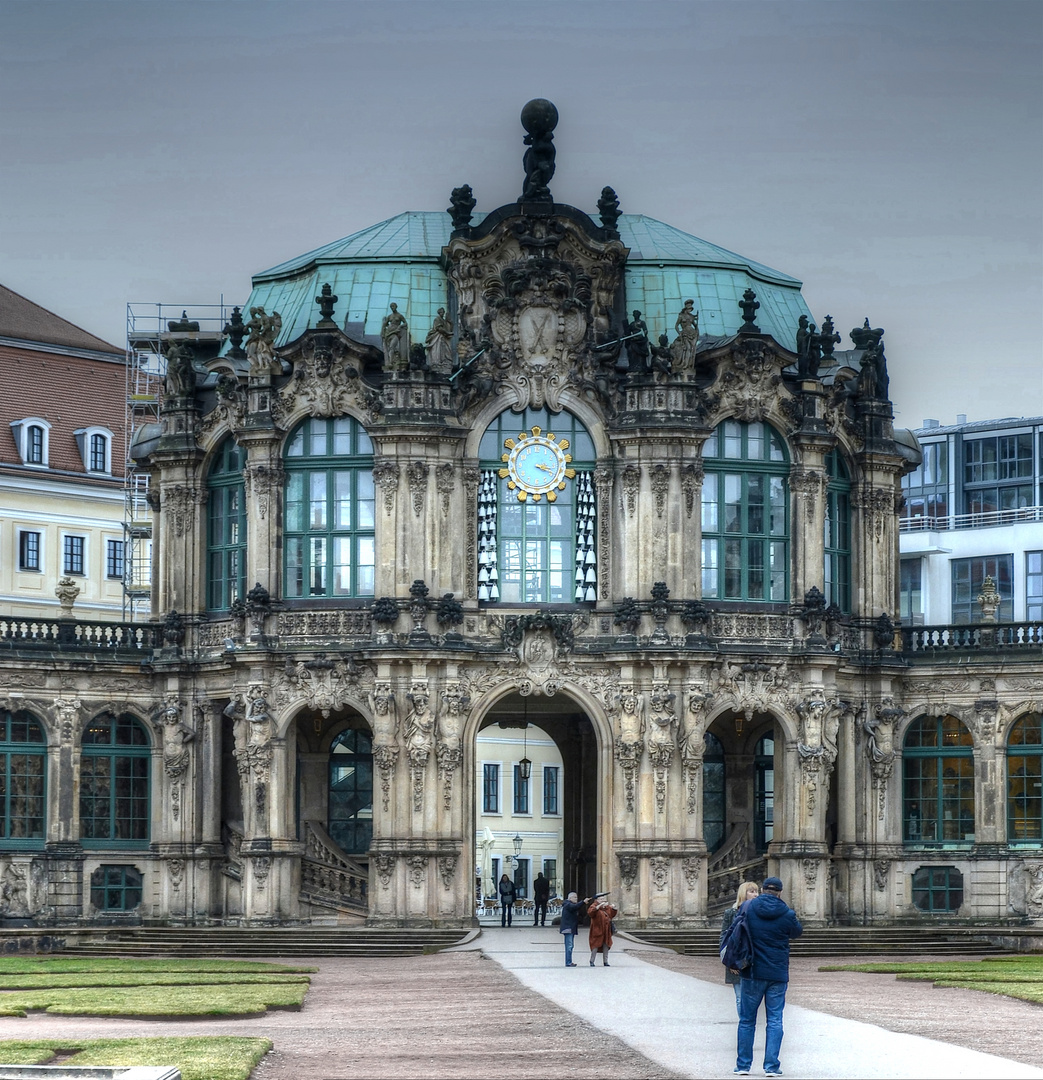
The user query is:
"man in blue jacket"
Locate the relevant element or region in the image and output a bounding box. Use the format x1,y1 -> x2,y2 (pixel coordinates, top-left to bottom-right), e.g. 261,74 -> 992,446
735,876 -> 802,1076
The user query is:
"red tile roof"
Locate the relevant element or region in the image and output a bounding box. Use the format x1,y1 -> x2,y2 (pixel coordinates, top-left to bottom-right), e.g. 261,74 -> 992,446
0,283 -> 122,355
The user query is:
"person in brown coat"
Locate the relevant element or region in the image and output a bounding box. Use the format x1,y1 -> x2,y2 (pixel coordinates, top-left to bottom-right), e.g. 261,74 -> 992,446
587,897 -> 618,967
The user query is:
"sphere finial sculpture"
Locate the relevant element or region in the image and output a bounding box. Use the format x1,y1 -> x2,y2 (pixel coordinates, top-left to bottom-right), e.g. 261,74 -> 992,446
519,99 -> 558,203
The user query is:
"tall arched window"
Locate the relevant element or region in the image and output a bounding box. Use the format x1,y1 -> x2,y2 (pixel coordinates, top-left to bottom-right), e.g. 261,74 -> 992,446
328,728 -> 373,854
0,710 -> 46,847
824,449 -> 851,612
284,417 -> 375,598
754,734 -> 775,852
903,715 -> 974,845
702,732 -> 725,853
1008,712 -> 1043,842
80,714 -> 150,847
702,420 -> 789,602
207,438 -> 247,611
477,408 -> 596,603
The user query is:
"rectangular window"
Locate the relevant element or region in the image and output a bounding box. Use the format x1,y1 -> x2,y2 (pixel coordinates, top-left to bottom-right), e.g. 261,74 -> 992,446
951,555 -> 1013,623
106,539 -> 125,580
27,426 -> 43,464
18,531 -> 40,572
1028,552 -> 1043,622
543,765 -> 559,816
482,763 -> 500,814
513,856 -> 529,898
542,857 -> 557,895
900,559 -> 924,625
513,764 -> 529,815
63,535 -> 85,575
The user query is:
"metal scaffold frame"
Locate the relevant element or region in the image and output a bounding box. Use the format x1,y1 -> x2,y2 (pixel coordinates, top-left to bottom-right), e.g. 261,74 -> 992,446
123,300 -> 230,622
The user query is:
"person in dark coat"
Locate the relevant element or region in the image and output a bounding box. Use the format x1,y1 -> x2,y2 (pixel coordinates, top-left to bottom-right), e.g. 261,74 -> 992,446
533,872 -> 551,926
735,876 -> 803,1077
498,873 -> 517,927
559,891 -> 585,966
721,880 -> 760,1014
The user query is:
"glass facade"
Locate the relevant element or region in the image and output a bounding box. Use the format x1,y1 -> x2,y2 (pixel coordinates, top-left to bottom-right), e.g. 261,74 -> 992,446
207,438 -> 247,611
900,559 -> 924,625
963,433 -> 1033,516
80,715 -> 150,846
702,421 -> 788,602
1028,552 -> 1043,622
1008,713 -> 1043,842
951,555 -> 1013,623
824,449 -> 851,612
901,440 -> 949,525
903,715 -> 974,845
285,417 -> 375,598
328,728 -> 373,854
0,710 -> 45,845
754,735 -> 774,852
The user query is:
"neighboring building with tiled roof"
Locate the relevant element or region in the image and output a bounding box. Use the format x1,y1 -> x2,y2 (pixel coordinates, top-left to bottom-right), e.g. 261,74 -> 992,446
0,285 -> 126,619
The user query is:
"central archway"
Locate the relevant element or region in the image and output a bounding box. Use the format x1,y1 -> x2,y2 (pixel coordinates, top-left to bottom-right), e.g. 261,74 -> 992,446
473,691 -> 601,911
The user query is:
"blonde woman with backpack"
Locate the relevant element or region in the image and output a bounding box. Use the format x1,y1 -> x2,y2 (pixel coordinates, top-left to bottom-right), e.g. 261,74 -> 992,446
720,881 -> 759,1014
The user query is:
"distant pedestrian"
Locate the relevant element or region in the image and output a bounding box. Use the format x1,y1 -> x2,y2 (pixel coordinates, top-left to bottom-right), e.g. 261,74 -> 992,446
721,881 -> 760,1015
587,896 -> 617,967
559,891 -> 584,966
734,876 -> 802,1077
533,872 -> 551,926
498,873 -> 516,927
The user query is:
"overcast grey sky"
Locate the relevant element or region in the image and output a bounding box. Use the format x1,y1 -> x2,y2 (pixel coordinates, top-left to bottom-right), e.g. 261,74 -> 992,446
1,0 -> 1039,428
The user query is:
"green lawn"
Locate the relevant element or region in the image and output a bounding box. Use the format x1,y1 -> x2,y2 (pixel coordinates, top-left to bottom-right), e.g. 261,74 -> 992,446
822,956 -> 1043,1006
0,957 -> 313,1018
0,1037 -> 271,1080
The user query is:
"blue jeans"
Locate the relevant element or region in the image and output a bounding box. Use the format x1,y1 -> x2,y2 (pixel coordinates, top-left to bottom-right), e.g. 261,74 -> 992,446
736,977 -> 787,1074
501,903 -> 513,927
563,931 -> 574,965
732,980 -> 742,1015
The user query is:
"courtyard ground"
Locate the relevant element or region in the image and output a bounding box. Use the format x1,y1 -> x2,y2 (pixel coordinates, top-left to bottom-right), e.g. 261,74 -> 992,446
0,928 -> 1040,1079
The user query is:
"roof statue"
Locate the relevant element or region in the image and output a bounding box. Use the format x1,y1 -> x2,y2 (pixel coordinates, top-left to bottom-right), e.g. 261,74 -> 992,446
380,303 -> 409,372
315,282 -> 338,328
424,308 -> 454,375
597,186 -> 621,236
222,305 -> 247,358
245,306 -> 282,376
670,300 -> 699,371
519,98 -> 557,203
448,185 -> 476,231
738,288 -> 760,334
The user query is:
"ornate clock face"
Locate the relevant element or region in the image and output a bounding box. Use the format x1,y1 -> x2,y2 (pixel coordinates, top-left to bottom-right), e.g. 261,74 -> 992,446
499,425 -> 576,502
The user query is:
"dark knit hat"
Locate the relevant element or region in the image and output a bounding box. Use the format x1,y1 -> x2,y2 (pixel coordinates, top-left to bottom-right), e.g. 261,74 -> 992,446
762,876 -> 784,892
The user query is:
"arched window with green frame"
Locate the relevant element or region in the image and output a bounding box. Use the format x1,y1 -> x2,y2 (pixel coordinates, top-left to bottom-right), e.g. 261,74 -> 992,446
824,448 -> 851,612
1008,712 -> 1043,842
207,437 -> 247,611
902,714 -> 975,845
80,714 -> 150,847
284,416 -> 375,598
477,408 -> 597,603
701,420 -> 789,602
0,709 -> 46,847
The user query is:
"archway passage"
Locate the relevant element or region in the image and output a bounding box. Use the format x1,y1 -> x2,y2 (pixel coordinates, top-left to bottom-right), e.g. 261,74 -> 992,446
474,693 -> 598,912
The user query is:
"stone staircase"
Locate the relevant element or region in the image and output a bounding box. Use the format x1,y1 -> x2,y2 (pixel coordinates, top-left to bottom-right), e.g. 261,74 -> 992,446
55,926 -> 474,959
625,926 -> 1024,957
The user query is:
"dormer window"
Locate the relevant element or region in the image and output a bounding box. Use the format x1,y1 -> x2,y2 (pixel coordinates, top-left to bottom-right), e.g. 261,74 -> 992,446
74,427 -> 114,474
9,418 -> 51,468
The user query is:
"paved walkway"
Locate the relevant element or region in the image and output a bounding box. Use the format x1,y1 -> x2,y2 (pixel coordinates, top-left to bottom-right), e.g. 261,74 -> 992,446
465,927 -> 1043,1079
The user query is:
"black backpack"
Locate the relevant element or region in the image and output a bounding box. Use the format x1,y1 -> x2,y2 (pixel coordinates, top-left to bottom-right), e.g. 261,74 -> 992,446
720,902 -> 754,973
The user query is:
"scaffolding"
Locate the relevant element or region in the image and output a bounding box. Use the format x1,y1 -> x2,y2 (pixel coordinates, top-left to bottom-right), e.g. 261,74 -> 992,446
123,301 -> 231,622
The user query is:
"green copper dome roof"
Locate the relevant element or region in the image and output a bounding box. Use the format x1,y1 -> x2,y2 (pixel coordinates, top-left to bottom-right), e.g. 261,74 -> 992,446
243,211 -> 812,350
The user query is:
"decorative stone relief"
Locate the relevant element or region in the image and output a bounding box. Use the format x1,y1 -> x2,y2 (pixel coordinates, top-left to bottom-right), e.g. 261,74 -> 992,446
408,460 -> 429,517
54,697 -> 81,744
463,466 -> 482,600
710,658 -> 791,732
789,468 -> 825,524
438,855 -> 457,891
253,856 -> 271,890
373,460 -> 400,516
650,464 -> 669,519
405,684 -> 435,813
593,466 -> 612,600
680,464 -> 703,519
277,655 -> 366,719
618,854 -> 638,892
650,856 -> 669,892
802,859 -> 818,889
647,684 -> 677,815
1024,863 -> 1043,917
245,464 -> 284,521
163,485 -> 198,538
615,685 -> 644,813
407,855 -> 427,889
437,683 -> 470,811
705,342 -> 784,425
681,857 -> 700,891
0,862 -> 30,918
158,695 -> 195,823
374,853 -> 395,889
854,485 -> 896,543
873,860 -> 889,892
168,858 -> 184,892
681,691 -> 713,815
55,576 -> 80,616
621,465 -> 640,517
863,698 -> 903,820
225,688 -> 273,822
796,697 -> 842,813
436,462 -> 454,517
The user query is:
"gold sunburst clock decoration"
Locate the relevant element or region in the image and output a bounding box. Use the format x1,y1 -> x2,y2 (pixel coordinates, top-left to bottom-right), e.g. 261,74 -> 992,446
499,426 -> 576,502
